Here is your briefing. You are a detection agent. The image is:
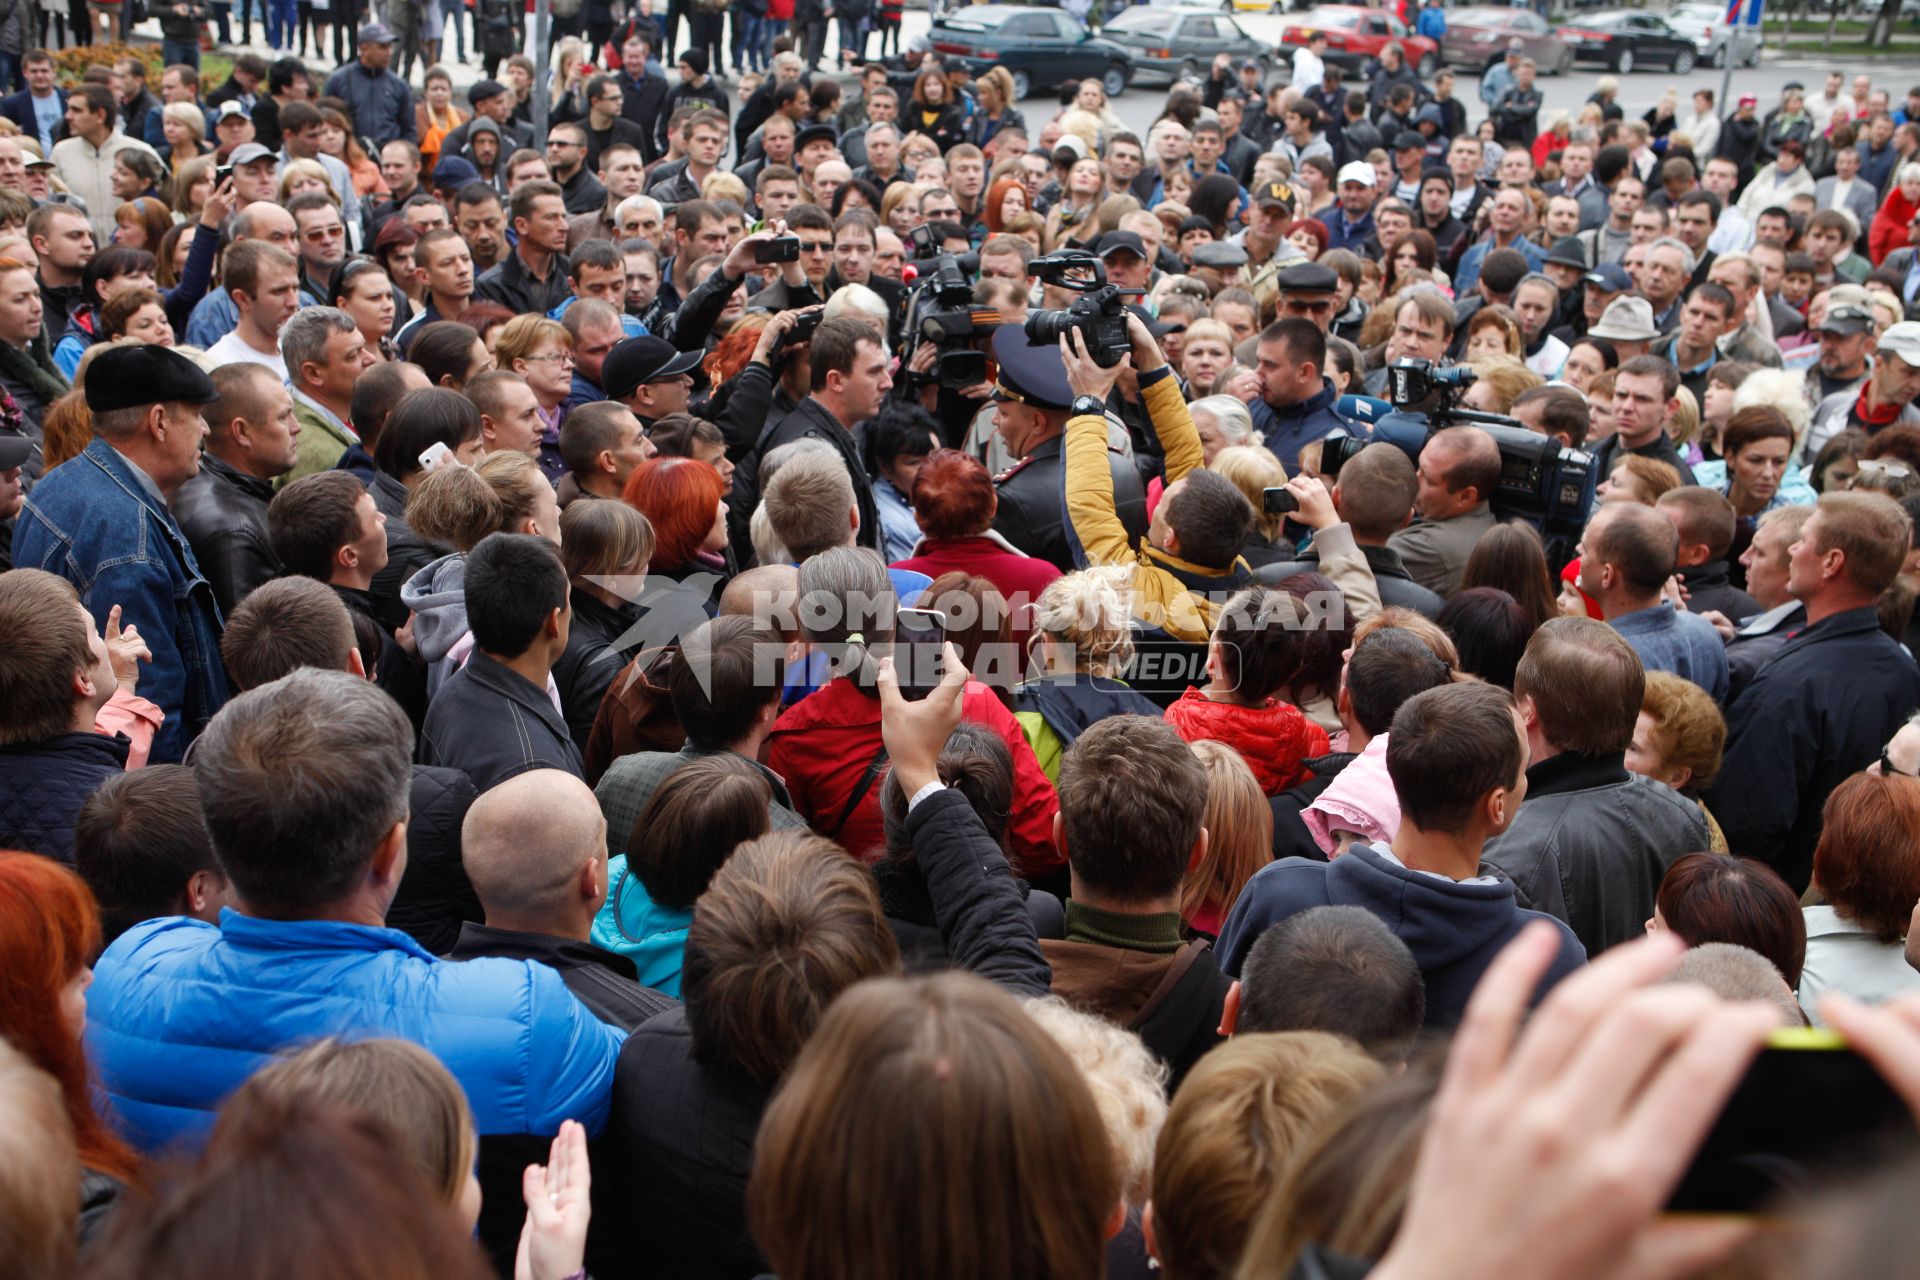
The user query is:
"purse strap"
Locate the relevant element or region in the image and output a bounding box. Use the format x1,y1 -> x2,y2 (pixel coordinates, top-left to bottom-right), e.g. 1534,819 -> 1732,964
823,743 -> 890,841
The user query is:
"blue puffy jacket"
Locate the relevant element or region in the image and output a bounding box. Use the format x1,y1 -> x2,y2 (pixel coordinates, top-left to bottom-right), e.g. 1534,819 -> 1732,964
87,910 -> 626,1153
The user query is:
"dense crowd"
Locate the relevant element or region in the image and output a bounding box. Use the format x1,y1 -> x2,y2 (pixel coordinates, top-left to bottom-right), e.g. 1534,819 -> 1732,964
9,9 -> 1920,1279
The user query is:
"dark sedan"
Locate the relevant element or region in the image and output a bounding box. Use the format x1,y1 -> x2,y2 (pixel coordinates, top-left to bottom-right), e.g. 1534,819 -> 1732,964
923,6 -> 1135,100
1100,6 -> 1275,85
1557,10 -> 1701,73
1438,5 -> 1572,73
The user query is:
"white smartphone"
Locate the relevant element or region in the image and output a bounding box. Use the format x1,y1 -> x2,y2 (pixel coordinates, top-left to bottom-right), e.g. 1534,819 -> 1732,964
418,441 -> 456,473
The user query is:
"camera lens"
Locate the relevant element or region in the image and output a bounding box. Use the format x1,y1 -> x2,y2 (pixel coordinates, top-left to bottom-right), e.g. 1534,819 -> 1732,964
1023,311 -> 1074,346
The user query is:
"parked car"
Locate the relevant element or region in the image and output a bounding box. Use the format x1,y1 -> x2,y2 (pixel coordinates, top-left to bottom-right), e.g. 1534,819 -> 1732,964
1102,6 -> 1276,81
1668,1 -> 1763,66
921,5 -> 1136,100
1557,10 -> 1701,71
1437,5 -> 1572,72
1278,5 -> 1441,77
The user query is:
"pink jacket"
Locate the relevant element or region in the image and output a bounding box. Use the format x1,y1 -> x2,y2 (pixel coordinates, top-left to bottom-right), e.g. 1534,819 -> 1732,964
1303,734 -> 1399,855
95,687 -> 164,769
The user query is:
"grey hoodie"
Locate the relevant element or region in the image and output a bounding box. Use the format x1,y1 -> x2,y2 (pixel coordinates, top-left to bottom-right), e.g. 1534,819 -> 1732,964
401,554 -> 470,697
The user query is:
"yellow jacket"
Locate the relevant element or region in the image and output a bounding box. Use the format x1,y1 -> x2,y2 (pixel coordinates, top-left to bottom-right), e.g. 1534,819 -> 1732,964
1064,371 -> 1383,644
1064,371 -> 1244,644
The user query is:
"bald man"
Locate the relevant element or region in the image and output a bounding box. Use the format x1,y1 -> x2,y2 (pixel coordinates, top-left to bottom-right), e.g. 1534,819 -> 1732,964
448,768 -> 675,1032
1386,426 -> 1503,597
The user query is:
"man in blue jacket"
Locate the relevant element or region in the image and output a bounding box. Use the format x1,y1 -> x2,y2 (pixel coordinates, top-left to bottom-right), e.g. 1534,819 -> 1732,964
1249,308 -> 1351,475
87,667 -> 624,1262
1218,680 -> 1586,1027
11,344 -> 229,763
1706,491 -> 1920,893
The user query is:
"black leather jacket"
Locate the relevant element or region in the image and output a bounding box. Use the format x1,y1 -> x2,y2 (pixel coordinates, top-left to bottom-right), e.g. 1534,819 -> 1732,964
991,433 -> 1148,573
169,451 -> 280,618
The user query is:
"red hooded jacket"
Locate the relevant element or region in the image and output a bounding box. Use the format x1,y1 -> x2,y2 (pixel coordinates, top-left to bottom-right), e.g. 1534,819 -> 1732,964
1163,687 -> 1331,797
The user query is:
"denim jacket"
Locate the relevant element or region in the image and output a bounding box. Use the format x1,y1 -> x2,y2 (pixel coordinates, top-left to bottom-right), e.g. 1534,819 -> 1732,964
12,439 -> 229,762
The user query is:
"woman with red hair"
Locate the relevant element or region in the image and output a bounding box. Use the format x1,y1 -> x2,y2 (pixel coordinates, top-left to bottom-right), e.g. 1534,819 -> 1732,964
624,456 -> 732,615
891,449 -> 1061,656
0,851 -> 141,1237
983,175 -> 1030,234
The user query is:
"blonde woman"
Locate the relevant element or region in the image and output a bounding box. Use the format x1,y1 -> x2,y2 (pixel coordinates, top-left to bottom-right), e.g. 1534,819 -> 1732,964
970,67 -> 1026,150
701,171 -> 750,208
1209,444 -> 1290,567
881,182 -> 923,238
1180,321 -> 1239,401
1022,997 -> 1169,1212
161,101 -> 210,176
277,158 -> 341,205
491,315 -> 576,440
1012,566 -> 1164,782
1459,355 -> 1544,415
1045,157 -> 1105,251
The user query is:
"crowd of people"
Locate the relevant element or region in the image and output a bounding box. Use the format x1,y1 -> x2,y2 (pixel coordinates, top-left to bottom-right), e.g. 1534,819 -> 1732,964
9,11 -> 1920,1280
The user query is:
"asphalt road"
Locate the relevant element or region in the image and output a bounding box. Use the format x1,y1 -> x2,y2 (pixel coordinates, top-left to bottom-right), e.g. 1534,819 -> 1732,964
153,3 -> 1908,140
889,4 -> 1910,139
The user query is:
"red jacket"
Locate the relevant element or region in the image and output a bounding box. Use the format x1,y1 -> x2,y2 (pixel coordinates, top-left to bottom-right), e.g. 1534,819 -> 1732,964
767,676 -> 1061,872
1163,686 -> 1330,797
892,534 -> 1063,660
1871,186 -> 1920,266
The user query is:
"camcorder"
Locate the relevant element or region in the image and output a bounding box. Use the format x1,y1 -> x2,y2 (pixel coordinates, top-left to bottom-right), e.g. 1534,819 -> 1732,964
902,227 -> 993,390
1023,250 -> 1136,369
1320,358 -> 1598,557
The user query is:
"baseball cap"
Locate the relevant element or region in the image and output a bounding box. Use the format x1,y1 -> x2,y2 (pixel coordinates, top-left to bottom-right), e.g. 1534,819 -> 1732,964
228,142 -> 275,167
1738,92 -> 1758,108
0,435 -> 32,470
22,153 -> 53,169
1337,161 -> 1377,187
357,20 -> 396,43
215,100 -> 250,122
1879,321 -> 1920,365
1507,37 -> 1524,51
468,78 -> 509,105
1583,263 -> 1632,292
1817,304 -> 1875,337
602,337 -> 705,402
1393,130 -> 1426,152
1094,230 -> 1147,260
1254,181 -> 1296,209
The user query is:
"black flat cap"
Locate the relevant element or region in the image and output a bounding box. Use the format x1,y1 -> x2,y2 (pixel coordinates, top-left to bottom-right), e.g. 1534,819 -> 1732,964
1276,262 -> 1339,293
1192,240 -> 1249,269
795,123 -> 839,152
85,346 -> 218,413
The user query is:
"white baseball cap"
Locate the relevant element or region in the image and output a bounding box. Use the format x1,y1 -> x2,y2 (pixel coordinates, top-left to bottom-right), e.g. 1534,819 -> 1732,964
1879,321 -> 1920,366
1337,160 -> 1377,187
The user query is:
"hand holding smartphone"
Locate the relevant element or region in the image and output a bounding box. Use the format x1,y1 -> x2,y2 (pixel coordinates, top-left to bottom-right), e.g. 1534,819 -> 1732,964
894,608 -> 946,702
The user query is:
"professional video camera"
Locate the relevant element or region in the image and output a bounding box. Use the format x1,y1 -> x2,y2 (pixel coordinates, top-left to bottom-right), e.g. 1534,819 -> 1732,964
1023,250 -> 1135,369
900,225 -> 992,390
1319,358 -> 1598,550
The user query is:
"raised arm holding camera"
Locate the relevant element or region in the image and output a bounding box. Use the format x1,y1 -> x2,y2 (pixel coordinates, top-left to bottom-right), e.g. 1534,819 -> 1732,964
1059,312 -> 1254,646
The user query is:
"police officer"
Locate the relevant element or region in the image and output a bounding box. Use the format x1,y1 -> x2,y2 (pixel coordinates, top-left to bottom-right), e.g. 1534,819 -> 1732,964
988,325 -> 1149,574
